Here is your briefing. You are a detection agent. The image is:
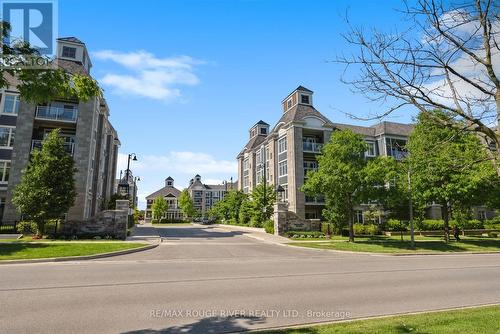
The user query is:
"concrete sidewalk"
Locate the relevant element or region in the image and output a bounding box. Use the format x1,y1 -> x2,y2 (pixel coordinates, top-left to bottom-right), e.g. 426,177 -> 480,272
127,223 -> 161,244
214,224 -> 290,244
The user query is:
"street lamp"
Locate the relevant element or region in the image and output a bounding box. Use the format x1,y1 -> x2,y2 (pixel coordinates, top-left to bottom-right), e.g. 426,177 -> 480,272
276,185 -> 285,202
125,153 -> 138,197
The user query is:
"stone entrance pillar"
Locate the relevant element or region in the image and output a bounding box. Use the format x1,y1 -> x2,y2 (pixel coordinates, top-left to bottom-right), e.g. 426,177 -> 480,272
273,201 -> 289,236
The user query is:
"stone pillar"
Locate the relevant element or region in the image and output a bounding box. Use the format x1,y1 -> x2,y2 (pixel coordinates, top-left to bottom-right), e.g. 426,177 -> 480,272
273,201 -> 289,236
115,200 -> 129,212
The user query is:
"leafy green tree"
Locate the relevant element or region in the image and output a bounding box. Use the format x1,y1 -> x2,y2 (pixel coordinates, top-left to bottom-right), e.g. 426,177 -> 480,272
249,182 -> 276,227
1,22 -> 101,104
407,111 -> 499,242
12,129 -> 76,236
209,190 -> 248,223
178,189 -> 197,219
151,196 -> 168,220
302,129 -> 368,242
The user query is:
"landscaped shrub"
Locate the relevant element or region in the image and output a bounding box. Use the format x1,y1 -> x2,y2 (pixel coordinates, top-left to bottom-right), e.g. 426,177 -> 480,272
488,232 -> 498,238
152,219 -> 187,224
484,216 -> 500,230
44,219 -> 61,236
264,220 -> 274,234
285,231 -> 325,238
451,219 -> 484,229
16,221 -> 38,235
250,217 -> 263,228
353,223 -> 379,235
320,222 -> 337,235
415,219 -> 444,231
384,219 -> 408,231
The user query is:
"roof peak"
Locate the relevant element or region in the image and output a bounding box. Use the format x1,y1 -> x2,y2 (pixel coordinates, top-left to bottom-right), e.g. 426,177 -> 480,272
57,37 -> 85,44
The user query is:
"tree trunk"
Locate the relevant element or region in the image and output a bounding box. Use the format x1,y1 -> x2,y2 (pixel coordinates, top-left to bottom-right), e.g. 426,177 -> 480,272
36,219 -> 45,238
348,207 -> 355,242
442,203 -> 450,243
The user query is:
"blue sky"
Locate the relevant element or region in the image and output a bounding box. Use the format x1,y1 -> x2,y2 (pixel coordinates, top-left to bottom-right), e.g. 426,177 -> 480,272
58,0 -> 417,208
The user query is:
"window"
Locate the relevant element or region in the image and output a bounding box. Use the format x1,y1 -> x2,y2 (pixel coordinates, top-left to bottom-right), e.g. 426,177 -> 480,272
0,127 -> 14,147
287,99 -> 292,109
301,94 -> 310,104
355,210 -> 364,223
478,210 -> 487,220
386,137 -> 407,160
3,94 -> 20,114
0,161 -> 10,183
278,161 -> 288,177
243,176 -> 249,188
243,158 -> 249,170
365,141 -> 376,157
260,127 -> 267,135
62,46 -> 76,58
278,136 -> 287,154
282,185 -> 288,201
256,150 -> 262,165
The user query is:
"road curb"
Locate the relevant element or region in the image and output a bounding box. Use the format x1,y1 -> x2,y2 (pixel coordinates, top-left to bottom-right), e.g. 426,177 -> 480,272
284,242 -> 500,256
247,302 -> 500,333
0,243 -> 158,265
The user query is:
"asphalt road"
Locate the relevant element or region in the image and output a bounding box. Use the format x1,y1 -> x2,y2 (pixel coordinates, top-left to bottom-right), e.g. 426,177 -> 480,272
1,225 -> 500,334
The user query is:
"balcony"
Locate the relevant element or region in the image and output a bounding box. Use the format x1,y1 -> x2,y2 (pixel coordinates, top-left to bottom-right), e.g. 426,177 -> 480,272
303,142 -> 323,153
35,106 -> 78,122
31,140 -> 75,155
305,195 -> 325,204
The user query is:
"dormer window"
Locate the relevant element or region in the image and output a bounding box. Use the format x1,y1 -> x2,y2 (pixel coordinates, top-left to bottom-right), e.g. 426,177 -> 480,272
62,46 -> 76,58
301,94 -> 310,104
260,127 -> 267,135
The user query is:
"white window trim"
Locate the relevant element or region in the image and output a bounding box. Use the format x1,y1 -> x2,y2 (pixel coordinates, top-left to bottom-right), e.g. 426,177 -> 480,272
278,136 -> 287,154
0,92 -> 20,115
0,160 -> 11,184
278,160 -> 288,177
0,126 -> 15,149
365,141 -> 376,157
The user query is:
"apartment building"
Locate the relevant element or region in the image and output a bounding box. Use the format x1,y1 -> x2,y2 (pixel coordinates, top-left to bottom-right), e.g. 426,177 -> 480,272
0,37 -> 120,222
237,86 -> 414,221
187,174 -> 236,216
145,177 -> 183,222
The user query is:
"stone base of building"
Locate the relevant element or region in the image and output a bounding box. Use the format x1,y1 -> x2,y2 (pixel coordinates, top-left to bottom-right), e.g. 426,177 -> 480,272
274,201 -> 321,235
58,200 -> 129,240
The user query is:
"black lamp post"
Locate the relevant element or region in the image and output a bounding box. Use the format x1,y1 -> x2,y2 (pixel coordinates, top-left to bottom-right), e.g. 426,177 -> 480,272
276,185 -> 285,202
125,153 -> 138,197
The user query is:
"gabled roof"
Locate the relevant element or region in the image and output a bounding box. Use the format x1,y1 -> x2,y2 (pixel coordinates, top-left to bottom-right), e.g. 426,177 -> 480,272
271,104 -> 333,134
237,134 -> 267,157
57,37 -> 85,44
254,120 -> 269,126
373,121 -> 414,136
146,186 -> 181,200
296,85 -> 313,93
166,176 -> 174,181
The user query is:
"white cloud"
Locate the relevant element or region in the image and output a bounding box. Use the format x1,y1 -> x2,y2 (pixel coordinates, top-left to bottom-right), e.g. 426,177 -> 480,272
116,151 -> 238,209
93,50 -> 204,101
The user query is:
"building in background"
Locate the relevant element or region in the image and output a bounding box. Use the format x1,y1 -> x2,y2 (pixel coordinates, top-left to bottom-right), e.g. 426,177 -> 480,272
187,175 -> 236,216
1,37 -> 120,222
237,86 -> 415,221
145,177 -> 182,222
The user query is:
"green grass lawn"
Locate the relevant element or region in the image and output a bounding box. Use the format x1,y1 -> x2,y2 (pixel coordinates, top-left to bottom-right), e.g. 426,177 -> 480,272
262,305 -> 500,334
288,236 -> 500,253
0,242 -> 146,260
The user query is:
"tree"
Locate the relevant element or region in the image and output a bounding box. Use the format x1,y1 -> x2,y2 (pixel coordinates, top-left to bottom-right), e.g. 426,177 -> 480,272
209,190 -> 247,223
339,0 -> 500,176
12,129 -> 76,236
178,189 -> 197,219
302,129 -> 368,242
249,182 -> 277,227
151,196 -> 168,220
1,21 -> 101,104
407,110 -> 498,242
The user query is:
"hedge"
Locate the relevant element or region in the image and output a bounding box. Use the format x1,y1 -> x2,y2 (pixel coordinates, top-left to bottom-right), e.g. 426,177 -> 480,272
286,231 -> 326,238
264,220 -> 274,234
152,218 -> 188,224
353,223 -> 379,235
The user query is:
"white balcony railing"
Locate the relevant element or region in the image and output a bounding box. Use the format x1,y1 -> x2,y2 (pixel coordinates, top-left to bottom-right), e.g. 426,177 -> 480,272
305,195 -> 325,204
35,106 -> 78,122
303,142 -> 323,153
31,140 -> 75,155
